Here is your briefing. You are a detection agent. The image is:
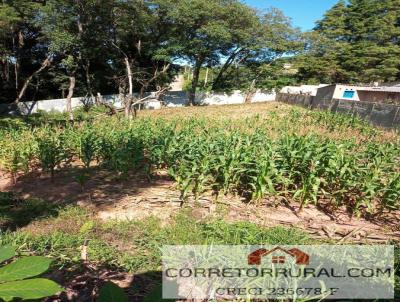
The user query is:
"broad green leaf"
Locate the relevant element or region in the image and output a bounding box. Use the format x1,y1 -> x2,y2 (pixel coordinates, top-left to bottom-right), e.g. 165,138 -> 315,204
0,278 -> 62,299
0,256 -> 52,282
143,283 -> 176,302
97,282 -> 128,302
0,246 -> 15,264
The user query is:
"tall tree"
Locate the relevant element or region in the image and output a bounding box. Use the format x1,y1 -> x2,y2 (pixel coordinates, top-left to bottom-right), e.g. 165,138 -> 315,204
155,0 -> 262,105
0,0 -> 52,104
344,0 -> 400,82
39,0 -> 83,119
296,0 -> 349,83
298,0 -> 400,84
106,0 -> 175,117
213,8 -> 302,94
314,0 -> 348,40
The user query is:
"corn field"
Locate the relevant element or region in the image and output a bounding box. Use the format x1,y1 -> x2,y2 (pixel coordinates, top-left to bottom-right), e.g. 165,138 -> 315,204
0,106 -> 399,216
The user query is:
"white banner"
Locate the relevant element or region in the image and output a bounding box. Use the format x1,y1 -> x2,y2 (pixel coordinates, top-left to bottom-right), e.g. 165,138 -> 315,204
162,245 -> 394,300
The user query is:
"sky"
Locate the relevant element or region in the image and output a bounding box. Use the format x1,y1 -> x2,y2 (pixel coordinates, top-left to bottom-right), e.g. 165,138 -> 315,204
244,0 -> 339,31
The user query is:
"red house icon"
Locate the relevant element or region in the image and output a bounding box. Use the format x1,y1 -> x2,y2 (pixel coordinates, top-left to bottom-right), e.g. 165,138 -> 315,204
248,247 -> 310,265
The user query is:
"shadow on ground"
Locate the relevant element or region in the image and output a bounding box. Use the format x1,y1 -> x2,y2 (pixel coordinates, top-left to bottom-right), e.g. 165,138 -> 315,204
45,258 -> 399,302
0,191 -> 60,231
45,262 -> 166,302
1,166 -> 176,208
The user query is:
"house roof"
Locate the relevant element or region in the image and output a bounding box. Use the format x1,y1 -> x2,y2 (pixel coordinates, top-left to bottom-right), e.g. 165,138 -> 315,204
356,87 -> 400,93
248,247 -> 310,265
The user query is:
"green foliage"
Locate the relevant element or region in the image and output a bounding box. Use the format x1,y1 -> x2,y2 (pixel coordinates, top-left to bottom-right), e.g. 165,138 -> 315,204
298,0 -> 400,83
0,256 -> 52,282
142,283 -> 175,302
0,107 -> 399,215
97,126 -> 144,178
0,245 -> 62,301
0,130 -> 35,183
0,247 -> 14,264
0,202 -> 398,299
2,0 -> 400,104
0,192 -> 59,230
0,102 -> 399,301
153,0 -> 300,101
97,281 -> 128,302
77,125 -> 100,169
36,127 -> 70,180
0,206 -> 310,272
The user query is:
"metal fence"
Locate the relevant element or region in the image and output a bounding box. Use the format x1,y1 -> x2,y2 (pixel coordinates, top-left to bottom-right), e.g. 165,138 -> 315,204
276,93 -> 400,129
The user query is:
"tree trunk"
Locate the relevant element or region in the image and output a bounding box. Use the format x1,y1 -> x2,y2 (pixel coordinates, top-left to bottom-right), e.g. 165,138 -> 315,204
27,78 -> 40,116
14,56 -> 51,104
66,76 -> 76,121
1,59 -> 10,82
124,57 -> 133,118
96,92 -> 117,115
14,60 -> 19,92
188,59 -> 202,106
244,79 -> 256,103
212,49 -> 242,90
11,26 -> 17,92
204,67 -> 209,87
84,60 -> 94,98
14,30 -> 24,93
139,84 -> 147,100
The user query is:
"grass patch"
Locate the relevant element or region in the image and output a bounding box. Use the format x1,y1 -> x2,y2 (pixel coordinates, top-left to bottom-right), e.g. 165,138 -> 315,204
0,192 -> 60,230
0,206 -> 311,272
0,201 -> 398,299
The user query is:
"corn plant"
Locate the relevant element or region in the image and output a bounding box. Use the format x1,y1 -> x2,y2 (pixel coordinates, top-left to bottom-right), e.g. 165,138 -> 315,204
98,127 -> 144,178
77,125 -> 100,169
381,174 -> 400,211
0,110 -> 398,215
168,163 -> 193,204
0,130 -> 35,183
210,132 -> 248,196
36,127 -> 70,181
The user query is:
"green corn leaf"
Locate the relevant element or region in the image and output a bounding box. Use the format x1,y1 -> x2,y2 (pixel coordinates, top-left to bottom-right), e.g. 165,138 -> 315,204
98,281 -> 128,302
0,256 -> 52,282
0,246 -> 15,264
0,278 -> 62,299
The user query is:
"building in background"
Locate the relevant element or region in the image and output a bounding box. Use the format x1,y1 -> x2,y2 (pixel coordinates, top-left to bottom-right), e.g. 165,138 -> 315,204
314,84 -> 400,104
356,86 -> 400,104
280,84 -> 329,96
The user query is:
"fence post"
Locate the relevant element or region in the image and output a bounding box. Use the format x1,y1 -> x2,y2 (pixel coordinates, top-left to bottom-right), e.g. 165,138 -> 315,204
392,106 -> 400,128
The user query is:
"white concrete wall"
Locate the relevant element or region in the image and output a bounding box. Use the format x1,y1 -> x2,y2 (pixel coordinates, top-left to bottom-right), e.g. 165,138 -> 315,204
280,85 -> 329,96
17,90 -> 276,114
196,90 -> 276,106
18,95 -> 119,114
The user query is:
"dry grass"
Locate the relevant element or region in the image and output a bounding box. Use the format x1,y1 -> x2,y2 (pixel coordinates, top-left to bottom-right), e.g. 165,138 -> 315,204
138,102 -> 282,120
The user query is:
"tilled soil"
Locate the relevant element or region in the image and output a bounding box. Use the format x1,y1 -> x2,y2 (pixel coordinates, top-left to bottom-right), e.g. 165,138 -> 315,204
1,168 -> 399,243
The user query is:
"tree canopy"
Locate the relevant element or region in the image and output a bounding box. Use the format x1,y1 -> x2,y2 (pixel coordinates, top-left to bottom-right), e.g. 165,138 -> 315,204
2,0 -> 400,108
0,0 -> 300,108
297,0 -> 400,84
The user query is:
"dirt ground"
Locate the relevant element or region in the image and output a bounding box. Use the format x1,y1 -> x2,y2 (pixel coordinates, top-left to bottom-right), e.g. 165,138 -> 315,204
1,167 -> 399,243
